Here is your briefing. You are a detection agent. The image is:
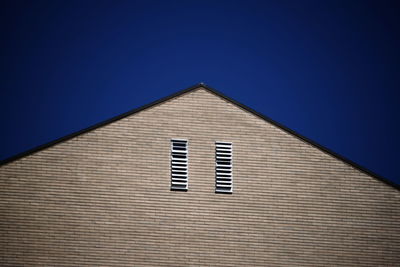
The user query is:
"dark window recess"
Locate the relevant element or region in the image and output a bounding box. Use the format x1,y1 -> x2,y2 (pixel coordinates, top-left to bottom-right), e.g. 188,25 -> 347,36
171,139 -> 188,191
215,142 -> 233,193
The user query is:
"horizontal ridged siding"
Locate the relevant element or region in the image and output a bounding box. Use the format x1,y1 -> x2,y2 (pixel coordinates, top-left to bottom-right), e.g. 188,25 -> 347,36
0,88 -> 399,266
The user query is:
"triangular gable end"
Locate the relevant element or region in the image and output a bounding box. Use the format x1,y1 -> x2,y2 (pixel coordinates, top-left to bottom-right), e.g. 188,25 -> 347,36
1,83 -> 398,191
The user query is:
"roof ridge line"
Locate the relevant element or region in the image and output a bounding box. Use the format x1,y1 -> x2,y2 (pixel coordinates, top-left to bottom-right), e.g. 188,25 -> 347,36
1,83 -> 398,191
201,85 -> 399,191
0,84 -> 203,165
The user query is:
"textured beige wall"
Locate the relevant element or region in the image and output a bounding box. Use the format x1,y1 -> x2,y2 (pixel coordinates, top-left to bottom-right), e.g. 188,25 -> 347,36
1,87 -> 399,266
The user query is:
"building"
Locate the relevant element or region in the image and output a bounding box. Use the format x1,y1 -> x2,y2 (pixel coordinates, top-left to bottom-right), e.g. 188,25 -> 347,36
1,84 -> 399,266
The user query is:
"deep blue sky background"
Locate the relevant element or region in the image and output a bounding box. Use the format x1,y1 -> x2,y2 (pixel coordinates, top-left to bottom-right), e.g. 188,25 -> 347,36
1,0 -> 399,185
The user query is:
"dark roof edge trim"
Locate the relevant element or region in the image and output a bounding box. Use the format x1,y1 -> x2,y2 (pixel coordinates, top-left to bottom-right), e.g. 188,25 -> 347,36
1,83 -> 398,191
203,85 -> 399,191
0,84 -> 201,166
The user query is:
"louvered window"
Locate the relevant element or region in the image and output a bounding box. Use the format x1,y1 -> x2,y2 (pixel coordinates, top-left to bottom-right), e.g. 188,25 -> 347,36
171,139 -> 188,191
215,142 -> 233,193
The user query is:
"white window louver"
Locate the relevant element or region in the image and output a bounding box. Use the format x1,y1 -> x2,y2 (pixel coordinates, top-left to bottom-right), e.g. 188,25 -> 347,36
171,139 -> 188,191
215,142 -> 233,193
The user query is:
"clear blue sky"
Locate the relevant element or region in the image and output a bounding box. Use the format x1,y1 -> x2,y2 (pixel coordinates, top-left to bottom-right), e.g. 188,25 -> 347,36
1,0 -> 399,185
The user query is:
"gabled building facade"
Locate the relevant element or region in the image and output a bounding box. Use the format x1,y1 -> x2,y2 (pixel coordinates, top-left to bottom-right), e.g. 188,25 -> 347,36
1,84 -> 399,266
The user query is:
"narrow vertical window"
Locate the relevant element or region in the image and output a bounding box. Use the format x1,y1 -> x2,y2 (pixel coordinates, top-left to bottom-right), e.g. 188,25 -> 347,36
171,139 -> 188,191
215,142 -> 233,193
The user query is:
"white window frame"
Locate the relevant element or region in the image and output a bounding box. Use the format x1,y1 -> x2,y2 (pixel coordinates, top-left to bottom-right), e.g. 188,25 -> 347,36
215,141 -> 233,193
170,139 -> 189,191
